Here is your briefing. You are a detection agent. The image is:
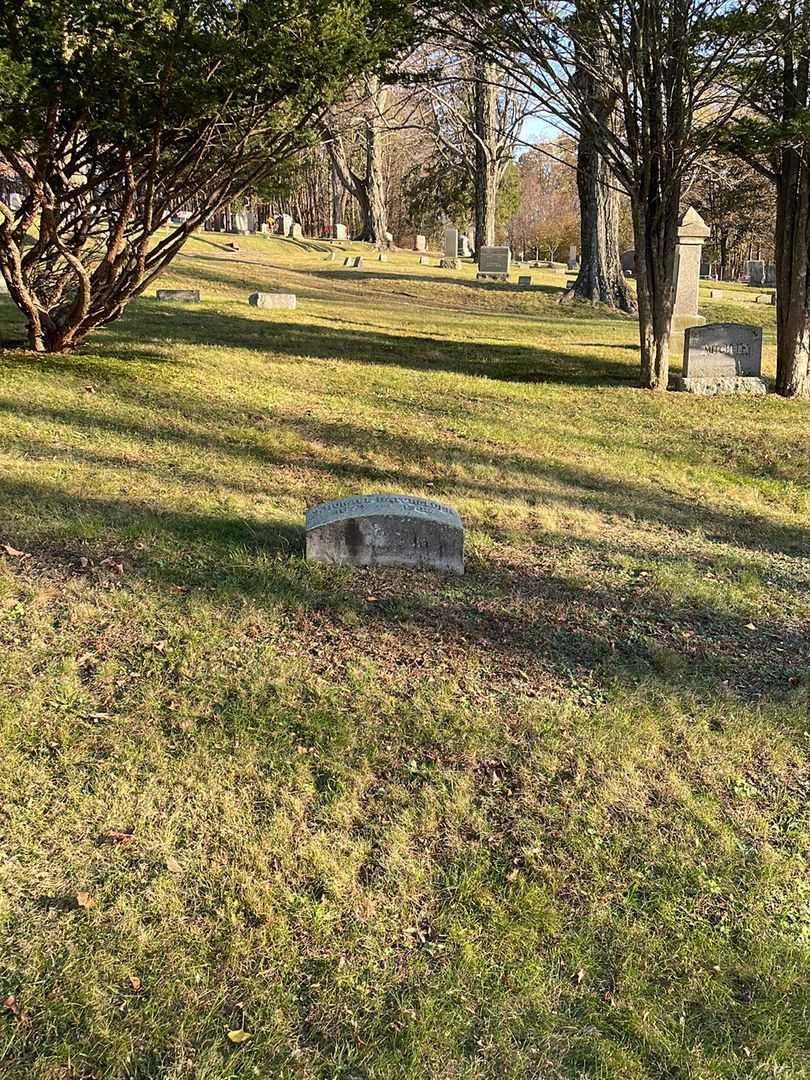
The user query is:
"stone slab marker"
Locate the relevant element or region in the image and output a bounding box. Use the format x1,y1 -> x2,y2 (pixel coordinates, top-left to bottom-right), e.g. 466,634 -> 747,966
415,234 -> 426,252
746,259 -> 766,285
517,275 -> 532,287
156,289 -> 199,302
248,292 -> 296,309
333,223 -> 348,241
290,222 -> 303,240
306,494 -> 464,573
444,226 -> 459,259
671,207 -> 711,357
477,246 -> 511,280
343,255 -> 363,268
675,322 -> 767,396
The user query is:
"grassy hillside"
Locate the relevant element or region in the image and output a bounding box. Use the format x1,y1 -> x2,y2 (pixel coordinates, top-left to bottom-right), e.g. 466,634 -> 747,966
0,234 -> 807,1079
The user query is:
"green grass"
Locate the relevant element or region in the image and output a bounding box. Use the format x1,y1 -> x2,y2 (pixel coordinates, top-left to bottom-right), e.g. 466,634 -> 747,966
0,234 -> 808,1079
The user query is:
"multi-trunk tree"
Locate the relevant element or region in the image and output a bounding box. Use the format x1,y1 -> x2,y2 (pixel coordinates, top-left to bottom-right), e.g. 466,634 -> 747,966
445,0 -> 751,389
0,0 -> 412,352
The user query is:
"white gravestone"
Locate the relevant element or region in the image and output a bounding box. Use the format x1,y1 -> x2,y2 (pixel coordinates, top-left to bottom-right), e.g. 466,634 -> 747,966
333,223 -> 348,241
415,234 -> 426,252
477,246 -> 511,280
306,495 -> 464,574
248,292 -> 296,309
675,323 -> 766,396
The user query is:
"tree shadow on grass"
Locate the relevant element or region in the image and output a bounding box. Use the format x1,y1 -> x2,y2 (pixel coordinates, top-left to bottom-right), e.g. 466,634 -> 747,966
102,304 -> 640,387
1,470 -> 807,705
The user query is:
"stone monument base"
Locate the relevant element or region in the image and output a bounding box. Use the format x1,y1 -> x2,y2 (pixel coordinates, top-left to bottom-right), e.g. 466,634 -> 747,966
673,376 -> 768,397
440,257 -> 458,269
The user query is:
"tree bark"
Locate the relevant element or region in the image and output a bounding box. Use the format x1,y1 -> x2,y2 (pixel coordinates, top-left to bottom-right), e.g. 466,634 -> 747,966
774,144 -> 810,397
631,185 -> 680,390
561,122 -> 636,312
472,58 -> 498,254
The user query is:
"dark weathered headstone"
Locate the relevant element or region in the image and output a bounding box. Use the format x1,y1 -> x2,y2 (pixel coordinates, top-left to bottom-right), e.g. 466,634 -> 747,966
248,292 -> 296,309
156,289 -> 199,302
477,246 -> 511,280
305,494 -> 464,574
675,322 -> 767,395
444,227 -> 459,259
517,275 -> 532,287
621,250 -> 635,275
343,256 -> 363,268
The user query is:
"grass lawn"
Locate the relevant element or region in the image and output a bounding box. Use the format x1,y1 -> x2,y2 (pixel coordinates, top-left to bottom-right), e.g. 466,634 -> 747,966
0,235 -> 808,1079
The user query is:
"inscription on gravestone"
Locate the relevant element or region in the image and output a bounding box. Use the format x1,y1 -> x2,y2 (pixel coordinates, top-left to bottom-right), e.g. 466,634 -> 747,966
683,323 -> 762,378
305,494 -> 464,574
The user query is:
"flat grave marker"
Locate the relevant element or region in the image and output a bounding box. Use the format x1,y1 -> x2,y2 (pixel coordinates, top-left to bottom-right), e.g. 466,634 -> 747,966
156,288 -> 199,302
248,292 -> 296,310
306,494 -> 464,574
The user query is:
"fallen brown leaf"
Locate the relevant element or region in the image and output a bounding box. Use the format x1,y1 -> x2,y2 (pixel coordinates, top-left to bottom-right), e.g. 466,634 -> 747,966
165,857 -> 183,874
76,891 -> 96,909
128,974 -> 142,992
2,543 -> 28,558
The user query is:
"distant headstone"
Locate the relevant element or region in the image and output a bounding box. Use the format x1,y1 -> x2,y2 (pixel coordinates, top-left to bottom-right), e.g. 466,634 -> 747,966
155,289 -> 199,302
377,251 -> 387,262
440,257 -> 458,269
477,246 -> 511,280
675,322 -> 766,395
290,222 -> 303,240
415,234 -> 427,252
419,255 -> 429,265
248,292 -> 296,310
517,275 -> 532,287
754,293 -> 773,304
444,226 -> 459,259
458,236 -> 471,257
227,241 -> 240,251
621,250 -> 635,275
709,289 -> 724,299
333,223 -> 348,241
277,213 -> 292,237
260,223 -> 270,235
384,231 -> 393,246
765,264 -> 776,286
567,245 -> 578,269
305,494 -> 464,574
746,259 -> 766,286
233,212 -> 249,235
344,256 -> 363,268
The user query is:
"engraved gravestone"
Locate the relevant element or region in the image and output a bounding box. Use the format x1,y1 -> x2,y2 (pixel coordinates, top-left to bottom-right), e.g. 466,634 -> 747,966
676,322 -> 767,396
305,494 -> 464,574
444,226 -> 459,259
477,246 -> 511,279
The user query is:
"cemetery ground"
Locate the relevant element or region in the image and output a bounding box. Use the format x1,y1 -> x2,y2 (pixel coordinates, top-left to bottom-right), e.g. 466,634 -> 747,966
0,234 -> 808,1080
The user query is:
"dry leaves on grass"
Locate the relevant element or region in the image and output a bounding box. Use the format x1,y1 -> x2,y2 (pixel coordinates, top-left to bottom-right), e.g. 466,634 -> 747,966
2,543 -> 30,559
75,891 -> 96,909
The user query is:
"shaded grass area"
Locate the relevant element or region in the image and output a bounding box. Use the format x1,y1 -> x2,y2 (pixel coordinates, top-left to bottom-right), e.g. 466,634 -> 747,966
0,235 -> 807,1079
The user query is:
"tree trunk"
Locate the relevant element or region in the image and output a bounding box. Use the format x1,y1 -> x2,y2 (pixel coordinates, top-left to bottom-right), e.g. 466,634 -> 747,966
472,58 -> 498,254
774,148 -> 810,397
561,124 -> 636,312
631,189 -> 680,390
